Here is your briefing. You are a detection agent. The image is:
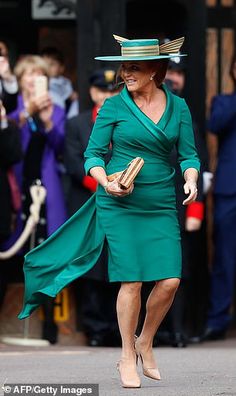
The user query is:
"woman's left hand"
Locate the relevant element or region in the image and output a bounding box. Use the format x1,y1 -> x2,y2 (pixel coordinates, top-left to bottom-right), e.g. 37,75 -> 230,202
27,93 -> 53,128
105,178 -> 134,197
183,180 -> 198,205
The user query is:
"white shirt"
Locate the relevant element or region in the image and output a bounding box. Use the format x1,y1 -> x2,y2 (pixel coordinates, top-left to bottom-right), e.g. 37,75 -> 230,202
0,76 -> 18,96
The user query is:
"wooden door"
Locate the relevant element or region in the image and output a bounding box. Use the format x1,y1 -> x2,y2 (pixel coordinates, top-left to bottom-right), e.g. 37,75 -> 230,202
206,0 -> 236,267
206,0 -> 236,116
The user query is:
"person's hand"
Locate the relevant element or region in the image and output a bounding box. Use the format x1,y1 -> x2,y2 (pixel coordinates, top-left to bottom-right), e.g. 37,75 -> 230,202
203,171 -> 213,194
27,93 -> 53,130
185,217 -> 202,232
0,100 -> 6,118
27,93 -> 52,115
105,177 -> 134,197
0,100 -> 8,129
183,180 -> 198,205
70,91 -> 78,101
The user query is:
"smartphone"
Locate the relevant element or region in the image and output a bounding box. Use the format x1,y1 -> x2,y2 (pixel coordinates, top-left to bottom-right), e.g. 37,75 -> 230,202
34,75 -> 48,98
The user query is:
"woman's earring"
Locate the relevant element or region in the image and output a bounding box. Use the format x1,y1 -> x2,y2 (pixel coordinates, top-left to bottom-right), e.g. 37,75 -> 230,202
150,74 -> 155,81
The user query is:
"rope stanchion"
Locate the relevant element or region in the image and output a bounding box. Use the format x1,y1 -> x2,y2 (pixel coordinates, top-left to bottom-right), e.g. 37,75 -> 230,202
0,181 -> 50,346
0,182 -> 47,259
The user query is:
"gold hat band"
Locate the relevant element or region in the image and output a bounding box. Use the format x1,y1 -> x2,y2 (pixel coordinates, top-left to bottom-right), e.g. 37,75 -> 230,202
121,45 -> 160,57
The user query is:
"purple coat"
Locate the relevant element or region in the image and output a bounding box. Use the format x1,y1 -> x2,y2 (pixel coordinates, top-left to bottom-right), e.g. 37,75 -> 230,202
3,95 -> 67,249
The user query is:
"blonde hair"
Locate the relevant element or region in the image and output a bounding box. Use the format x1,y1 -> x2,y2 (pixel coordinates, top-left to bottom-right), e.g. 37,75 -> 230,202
14,55 -> 49,83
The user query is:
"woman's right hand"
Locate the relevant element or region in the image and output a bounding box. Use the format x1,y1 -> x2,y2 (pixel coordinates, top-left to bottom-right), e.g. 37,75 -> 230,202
26,93 -> 52,117
0,100 -> 6,117
105,178 -> 134,197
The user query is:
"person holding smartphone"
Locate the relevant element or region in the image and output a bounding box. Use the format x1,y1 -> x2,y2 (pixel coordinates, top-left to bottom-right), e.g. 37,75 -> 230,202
7,55 -> 67,343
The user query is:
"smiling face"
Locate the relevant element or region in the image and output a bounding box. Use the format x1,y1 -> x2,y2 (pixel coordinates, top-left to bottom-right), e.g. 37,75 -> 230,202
120,61 -> 156,93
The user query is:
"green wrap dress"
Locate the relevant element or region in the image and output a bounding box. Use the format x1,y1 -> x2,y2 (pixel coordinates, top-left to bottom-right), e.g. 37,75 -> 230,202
18,84 -> 200,319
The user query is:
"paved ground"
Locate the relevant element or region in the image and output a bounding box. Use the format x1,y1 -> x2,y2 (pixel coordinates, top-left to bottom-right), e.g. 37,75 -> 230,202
0,338 -> 236,396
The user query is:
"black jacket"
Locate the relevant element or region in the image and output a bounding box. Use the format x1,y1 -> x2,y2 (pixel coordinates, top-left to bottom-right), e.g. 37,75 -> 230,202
0,80 -> 18,114
0,122 -> 22,241
65,111 -> 109,281
65,111 -> 94,215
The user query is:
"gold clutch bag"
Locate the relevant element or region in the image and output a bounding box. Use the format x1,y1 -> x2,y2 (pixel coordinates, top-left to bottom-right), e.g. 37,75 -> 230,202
107,157 -> 144,189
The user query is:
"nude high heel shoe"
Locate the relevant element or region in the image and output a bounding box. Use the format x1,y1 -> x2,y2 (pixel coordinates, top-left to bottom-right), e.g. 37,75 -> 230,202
134,336 -> 161,380
116,355 -> 141,388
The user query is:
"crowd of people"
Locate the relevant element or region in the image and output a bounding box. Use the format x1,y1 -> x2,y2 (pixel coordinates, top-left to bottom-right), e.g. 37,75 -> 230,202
0,38 -> 236,347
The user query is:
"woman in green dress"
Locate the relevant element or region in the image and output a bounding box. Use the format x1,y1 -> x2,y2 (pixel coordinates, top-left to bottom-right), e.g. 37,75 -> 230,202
18,36 -> 200,388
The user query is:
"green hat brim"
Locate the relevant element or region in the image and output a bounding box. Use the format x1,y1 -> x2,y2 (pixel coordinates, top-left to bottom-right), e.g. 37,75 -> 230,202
95,54 -> 187,61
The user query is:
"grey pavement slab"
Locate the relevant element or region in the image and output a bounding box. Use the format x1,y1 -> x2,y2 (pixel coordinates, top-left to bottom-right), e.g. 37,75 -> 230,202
0,339 -> 236,396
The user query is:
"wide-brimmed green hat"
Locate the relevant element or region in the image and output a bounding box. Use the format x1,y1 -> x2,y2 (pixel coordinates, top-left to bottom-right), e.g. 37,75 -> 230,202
95,35 -> 187,61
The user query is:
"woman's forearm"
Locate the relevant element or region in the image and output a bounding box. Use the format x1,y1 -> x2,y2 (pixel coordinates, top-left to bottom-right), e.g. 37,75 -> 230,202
184,168 -> 198,183
90,166 -> 134,197
89,167 -> 108,188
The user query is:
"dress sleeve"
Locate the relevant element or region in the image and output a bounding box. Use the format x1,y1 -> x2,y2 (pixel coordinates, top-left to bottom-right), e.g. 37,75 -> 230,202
84,98 -> 117,175
176,99 -> 201,175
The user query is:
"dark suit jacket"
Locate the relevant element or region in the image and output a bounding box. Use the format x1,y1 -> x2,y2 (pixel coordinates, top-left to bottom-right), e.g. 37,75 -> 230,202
208,92 -> 236,195
65,111 -> 93,215
0,80 -> 18,114
0,122 -> 22,240
65,110 -> 109,281
0,83 -> 19,241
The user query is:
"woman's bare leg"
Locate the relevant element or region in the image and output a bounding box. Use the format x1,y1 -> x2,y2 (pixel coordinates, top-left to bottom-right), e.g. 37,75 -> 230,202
136,278 -> 180,368
116,281 -> 142,358
116,282 -> 142,387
